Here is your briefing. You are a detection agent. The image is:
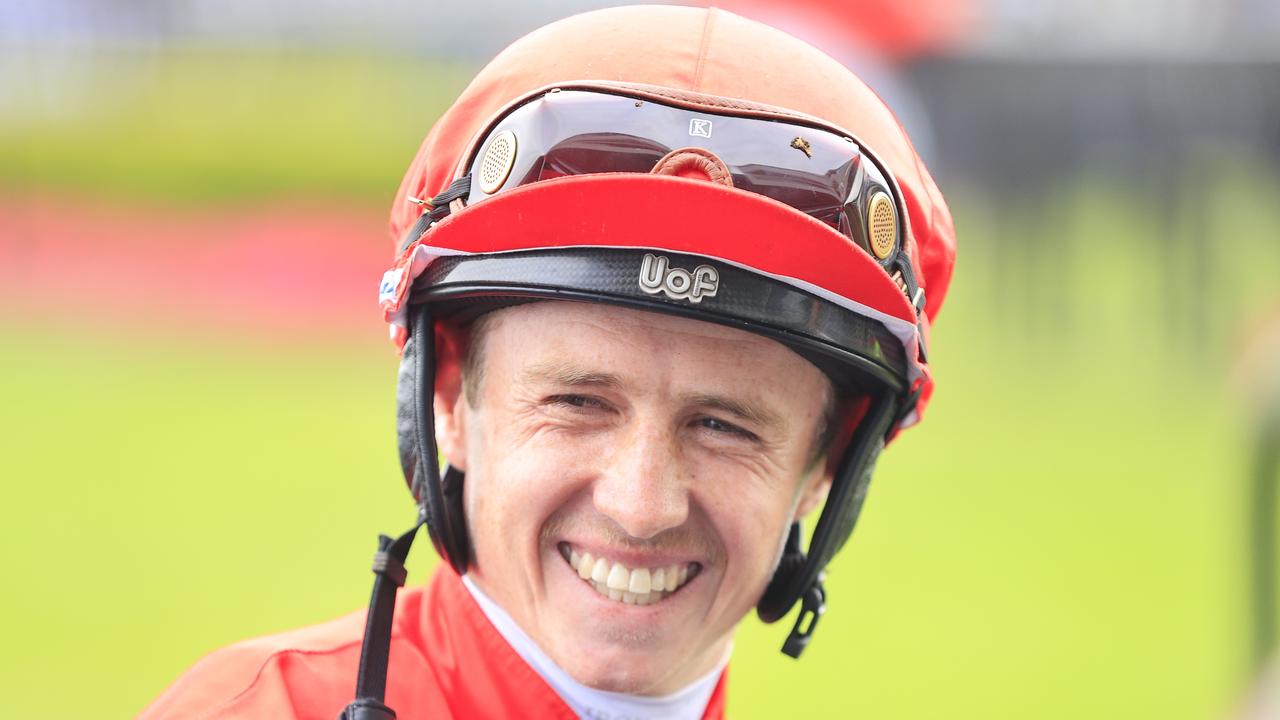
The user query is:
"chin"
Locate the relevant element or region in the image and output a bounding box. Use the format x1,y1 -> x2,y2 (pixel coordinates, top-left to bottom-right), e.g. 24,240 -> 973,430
548,633 -> 678,695
563,653 -> 664,695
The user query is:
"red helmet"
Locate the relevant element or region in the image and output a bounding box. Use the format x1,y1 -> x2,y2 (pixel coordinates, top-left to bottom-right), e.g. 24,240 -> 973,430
379,4 -> 955,658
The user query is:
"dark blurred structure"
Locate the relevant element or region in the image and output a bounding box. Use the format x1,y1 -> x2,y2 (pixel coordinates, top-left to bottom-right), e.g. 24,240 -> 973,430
912,57 -> 1280,361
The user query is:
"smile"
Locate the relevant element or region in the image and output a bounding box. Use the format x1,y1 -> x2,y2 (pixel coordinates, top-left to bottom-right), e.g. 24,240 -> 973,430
558,542 -> 700,606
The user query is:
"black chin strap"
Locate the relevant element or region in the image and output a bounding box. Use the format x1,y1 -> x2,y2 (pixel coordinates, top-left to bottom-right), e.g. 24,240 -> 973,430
762,391 -> 898,658
779,526 -> 827,659
338,518 -> 424,720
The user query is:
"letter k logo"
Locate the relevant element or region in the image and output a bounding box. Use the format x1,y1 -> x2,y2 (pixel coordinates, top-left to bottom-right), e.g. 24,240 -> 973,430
688,118 -> 713,139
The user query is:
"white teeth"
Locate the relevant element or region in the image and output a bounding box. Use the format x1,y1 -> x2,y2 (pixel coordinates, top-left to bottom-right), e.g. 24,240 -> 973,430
628,568 -> 651,594
591,557 -> 609,584
564,545 -> 696,606
665,565 -> 680,591
606,562 -> 630,591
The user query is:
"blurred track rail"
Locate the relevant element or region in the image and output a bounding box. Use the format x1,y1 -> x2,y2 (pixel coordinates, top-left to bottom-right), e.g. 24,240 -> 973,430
0,195 -> 389,343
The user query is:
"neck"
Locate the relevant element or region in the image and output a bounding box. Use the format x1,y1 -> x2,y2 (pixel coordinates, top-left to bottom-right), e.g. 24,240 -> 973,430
462,575 -> 727,720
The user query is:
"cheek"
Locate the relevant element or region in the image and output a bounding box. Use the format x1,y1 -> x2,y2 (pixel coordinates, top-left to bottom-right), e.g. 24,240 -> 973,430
465,418 -> 602,549
700,477 -> 799,589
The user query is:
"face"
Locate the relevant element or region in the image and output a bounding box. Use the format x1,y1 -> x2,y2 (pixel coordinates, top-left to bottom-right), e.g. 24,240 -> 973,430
434,302 -> 835,696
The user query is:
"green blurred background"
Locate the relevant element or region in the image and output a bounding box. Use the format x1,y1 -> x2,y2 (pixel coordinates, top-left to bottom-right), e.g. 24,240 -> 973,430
2,1 -> 1279,718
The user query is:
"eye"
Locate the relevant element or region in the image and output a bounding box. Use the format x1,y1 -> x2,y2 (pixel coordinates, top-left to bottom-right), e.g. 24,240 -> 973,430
696,416 -> 758,441
549,394 -> 608,411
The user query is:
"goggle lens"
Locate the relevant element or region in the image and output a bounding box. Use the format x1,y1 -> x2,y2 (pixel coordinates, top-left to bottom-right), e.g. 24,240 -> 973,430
463,89 -> 900,267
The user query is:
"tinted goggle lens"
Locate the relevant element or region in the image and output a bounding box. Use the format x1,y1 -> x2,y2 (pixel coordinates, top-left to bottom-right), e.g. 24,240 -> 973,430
463,89 -> 901,267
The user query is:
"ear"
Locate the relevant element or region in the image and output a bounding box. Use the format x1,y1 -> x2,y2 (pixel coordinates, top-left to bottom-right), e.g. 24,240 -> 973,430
433,322 -> 469,472
793,469 -> 831,522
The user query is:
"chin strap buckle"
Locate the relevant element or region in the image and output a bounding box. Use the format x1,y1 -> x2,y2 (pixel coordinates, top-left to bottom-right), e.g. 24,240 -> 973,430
371,542 -> 408,588
338,698 -> 397,720
781,580 -> 826,659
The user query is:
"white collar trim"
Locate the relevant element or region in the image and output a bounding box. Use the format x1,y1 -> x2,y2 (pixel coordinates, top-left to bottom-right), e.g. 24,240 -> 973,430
462,574 -> 726,720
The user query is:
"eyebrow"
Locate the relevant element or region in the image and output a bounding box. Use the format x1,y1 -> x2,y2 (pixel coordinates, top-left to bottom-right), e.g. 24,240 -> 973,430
520,361 -> 624,389
682,392 -> 783,431
520,362 -> 783,430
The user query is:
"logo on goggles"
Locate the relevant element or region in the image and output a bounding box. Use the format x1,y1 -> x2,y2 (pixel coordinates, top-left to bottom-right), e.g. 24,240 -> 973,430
638,253 -> 719,304
688,118 -> 713,138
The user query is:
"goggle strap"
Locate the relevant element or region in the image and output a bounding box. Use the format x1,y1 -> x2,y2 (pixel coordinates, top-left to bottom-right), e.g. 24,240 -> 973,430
397,175 -> 475,253
890,254 -> 929,364
893,253 -> 926,317
397,211 -> 436,254
427,174 -> 473,220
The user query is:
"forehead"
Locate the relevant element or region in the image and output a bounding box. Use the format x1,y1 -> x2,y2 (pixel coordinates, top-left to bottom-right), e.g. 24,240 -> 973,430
475,301 -> 831,402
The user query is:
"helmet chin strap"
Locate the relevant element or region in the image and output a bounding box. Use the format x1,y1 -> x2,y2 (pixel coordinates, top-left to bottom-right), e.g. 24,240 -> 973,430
772,523 -> 827,659
338,517 -> 424,720
759,391 -> 898,658
397,303 -> 470,571
341,304 -> 448,720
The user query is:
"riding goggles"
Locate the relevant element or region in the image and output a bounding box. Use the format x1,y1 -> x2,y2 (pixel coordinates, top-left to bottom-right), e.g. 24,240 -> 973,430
452,86 -> 917,294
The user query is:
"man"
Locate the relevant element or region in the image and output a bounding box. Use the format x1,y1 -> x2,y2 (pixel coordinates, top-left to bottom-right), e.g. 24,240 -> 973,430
141,5 -> 955,719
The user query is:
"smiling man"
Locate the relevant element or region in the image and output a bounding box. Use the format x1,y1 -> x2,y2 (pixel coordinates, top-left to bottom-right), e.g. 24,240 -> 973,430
141,6 -> 955,720
440,301 -> 836,698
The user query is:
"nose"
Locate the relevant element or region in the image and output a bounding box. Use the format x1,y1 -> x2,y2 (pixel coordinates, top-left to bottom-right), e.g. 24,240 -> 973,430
592,420 -> 689,540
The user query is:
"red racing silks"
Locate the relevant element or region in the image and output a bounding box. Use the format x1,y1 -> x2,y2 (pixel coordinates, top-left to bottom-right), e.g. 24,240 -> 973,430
140,567 -> 728,720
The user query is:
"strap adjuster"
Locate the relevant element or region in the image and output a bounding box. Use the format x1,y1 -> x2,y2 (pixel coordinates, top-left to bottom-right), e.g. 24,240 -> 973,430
427,175 -> 473,220
781,580 -> 826,658
397,175 -> 474,253
371,541 -> 408,587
